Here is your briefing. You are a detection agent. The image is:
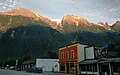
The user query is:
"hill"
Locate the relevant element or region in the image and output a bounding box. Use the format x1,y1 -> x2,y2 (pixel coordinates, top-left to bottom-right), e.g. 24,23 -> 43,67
0,25 -> 69,60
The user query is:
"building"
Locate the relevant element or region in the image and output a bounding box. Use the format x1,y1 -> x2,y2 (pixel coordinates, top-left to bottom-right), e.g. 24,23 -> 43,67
59,43 -> 120,75
36,59 -> 59,72
80,46 -> 120,75
59,43 -> 94,74
22,59 -> 59,72
22,59 -> 35,71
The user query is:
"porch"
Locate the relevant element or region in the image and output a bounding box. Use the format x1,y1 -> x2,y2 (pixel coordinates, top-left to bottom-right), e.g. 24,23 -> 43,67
80,58 -> 120,75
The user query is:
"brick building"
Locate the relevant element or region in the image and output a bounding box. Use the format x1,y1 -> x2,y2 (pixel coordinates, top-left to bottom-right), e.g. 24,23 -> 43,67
59,43 -> 94,74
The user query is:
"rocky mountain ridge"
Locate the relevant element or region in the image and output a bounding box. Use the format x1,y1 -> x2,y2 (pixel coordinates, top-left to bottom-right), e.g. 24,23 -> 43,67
97,22 -> 111,30
61,14 -> 92,26
0,8 -> 120,32
0,8 -> 62,32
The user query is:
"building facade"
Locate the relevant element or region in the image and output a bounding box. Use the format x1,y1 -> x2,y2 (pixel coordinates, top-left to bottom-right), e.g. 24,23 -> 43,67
59,43 -> 94,74
36,59 -> 59,72
59,43 -> 120,75
59,43 -> 79,74
22,59 -> 35,71
80,46 -> 120,75
22,59 -> 59,72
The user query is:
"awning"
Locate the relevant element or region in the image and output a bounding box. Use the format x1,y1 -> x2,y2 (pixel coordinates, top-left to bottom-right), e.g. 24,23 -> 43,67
80,59 -> 99,65
99,58 -> 120,63
112,58 -> 120,62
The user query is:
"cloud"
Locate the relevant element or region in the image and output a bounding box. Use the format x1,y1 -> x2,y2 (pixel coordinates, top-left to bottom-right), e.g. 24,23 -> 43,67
2,6 -> 6,9
108,8 -> 119,12
0,0 -> 21,11
0,3 -> 3,5
0,0 -> 119,24
19,0 -> 119,23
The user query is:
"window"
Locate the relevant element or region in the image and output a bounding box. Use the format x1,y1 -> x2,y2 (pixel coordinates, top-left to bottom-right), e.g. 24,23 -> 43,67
71,50 -> 74,58
62,52 -> 64,59
70,63 -> 74,72
81,64 -> 97,72
81,65 -> 86,71
60,64 -> 65,71
66,51 -> 69,59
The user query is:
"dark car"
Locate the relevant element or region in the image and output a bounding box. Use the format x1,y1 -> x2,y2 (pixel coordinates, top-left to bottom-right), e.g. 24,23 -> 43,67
26,68 -> 34,73
1,66 -> 5,69
16,68 -> 22,71
34,67 -> 43,73
9,67 -> 15,70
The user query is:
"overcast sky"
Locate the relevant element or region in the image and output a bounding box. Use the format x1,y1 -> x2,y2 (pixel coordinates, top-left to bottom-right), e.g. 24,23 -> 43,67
0,0 -> 120,24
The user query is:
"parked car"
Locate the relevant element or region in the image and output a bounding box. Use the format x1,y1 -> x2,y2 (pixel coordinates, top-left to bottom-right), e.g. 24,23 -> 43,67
26,68 -> 34,73
16,68 -> 22,71
1,67 -> 5,69
9,66 -> 15,70
34,67 -> 43,73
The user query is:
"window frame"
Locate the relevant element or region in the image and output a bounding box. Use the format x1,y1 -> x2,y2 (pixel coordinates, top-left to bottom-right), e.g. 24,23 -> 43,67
62,52 -> 64,60
66,51 -> 69,59
71,50 -> 75,58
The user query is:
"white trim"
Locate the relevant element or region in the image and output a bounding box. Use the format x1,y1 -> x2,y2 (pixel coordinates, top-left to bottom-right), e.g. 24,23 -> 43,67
109,62 -> 112,75
81,71 -> 98,74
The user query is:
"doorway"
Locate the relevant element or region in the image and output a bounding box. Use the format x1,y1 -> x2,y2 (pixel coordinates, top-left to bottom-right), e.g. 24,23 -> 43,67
66,63 -> 69,74
75,65 -> 78,74
100,63 -> 110,75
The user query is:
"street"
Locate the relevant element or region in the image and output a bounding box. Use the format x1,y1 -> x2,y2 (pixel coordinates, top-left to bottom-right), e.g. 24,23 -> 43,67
0,69 -> 74,75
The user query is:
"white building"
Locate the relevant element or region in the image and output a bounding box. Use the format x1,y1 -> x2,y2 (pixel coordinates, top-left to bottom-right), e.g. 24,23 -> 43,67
36,59 -> 59,72
22,59 -> 59,72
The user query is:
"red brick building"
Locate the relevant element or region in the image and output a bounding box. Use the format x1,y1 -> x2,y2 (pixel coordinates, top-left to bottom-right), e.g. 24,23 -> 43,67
59,43 -> 85,74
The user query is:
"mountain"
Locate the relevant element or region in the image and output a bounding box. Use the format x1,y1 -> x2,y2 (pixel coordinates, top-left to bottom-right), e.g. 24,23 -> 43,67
0,25 -> 69,60
111,21 -> 120,32
1,25 -> 120,61
0,8 -> 42,19
61,14 -> 108,33
0,8 -> 62,32
0,8 -> 114,33
97,22 -> 111,30
61,14 -> 92,26
0,8 -> 120,62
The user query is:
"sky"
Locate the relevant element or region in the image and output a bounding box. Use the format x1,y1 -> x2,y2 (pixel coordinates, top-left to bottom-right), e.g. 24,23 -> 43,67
0,0 -> 120,24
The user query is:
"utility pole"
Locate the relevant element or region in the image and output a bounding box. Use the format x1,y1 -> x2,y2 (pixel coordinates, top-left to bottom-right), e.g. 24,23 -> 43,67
15,59 -> 18,70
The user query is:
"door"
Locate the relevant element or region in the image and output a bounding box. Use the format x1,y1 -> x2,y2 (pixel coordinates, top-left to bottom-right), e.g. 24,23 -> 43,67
101,63 -> 110,75
75,65 -> 78,74
66,63 -> 69,74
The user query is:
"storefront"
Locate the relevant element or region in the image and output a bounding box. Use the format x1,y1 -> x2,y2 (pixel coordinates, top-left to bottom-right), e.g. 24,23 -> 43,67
59,43 -> 81,74
59,61 -> 80,74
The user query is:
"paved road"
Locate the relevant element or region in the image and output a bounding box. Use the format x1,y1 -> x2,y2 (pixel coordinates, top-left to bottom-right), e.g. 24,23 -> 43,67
0,69 -> 74,75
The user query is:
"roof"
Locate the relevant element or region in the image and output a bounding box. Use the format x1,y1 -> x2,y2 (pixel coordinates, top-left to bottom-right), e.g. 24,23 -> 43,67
99,58 -> 120,63
80,59 -> 100,65
59,43 -> 80,50
22,59 -> 35,65
59,42 -> 90,50
111,58 -> 120,62
80,58 -> 120,65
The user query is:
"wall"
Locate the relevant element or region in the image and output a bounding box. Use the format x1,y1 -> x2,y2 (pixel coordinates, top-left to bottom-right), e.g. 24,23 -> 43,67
59,47 -> 66,61
36,59 -> 59,72
78,44 -> 88,62
59,44 -> 78,61
85,47 -> 95,59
